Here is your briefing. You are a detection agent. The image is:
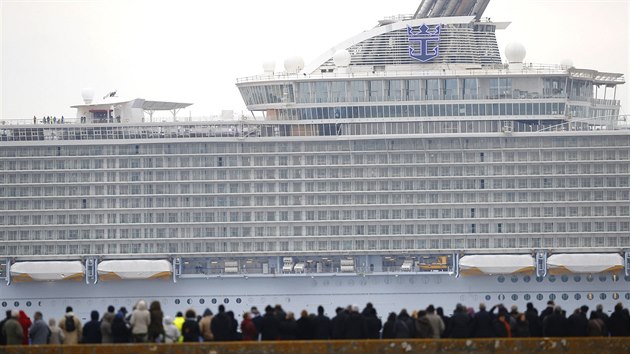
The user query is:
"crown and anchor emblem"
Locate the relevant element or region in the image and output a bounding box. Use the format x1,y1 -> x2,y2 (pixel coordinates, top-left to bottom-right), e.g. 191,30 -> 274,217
407,24 -> 441,62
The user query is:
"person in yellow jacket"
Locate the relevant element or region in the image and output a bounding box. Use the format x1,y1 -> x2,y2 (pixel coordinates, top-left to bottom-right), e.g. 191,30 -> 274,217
172,311 -> 185,342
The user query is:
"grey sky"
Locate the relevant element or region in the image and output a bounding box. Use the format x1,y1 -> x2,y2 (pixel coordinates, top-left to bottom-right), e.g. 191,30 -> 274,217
1,0 -> 628,120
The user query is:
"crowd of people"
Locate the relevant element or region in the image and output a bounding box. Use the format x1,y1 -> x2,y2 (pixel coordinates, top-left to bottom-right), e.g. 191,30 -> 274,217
33,116 -> 65,124
1,300 -> 630,345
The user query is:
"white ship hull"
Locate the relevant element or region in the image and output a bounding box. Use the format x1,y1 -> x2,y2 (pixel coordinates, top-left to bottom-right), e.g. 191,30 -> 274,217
1,273 -> 627,321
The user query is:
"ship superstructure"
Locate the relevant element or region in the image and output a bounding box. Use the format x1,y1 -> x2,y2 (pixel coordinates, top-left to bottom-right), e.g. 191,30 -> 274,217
0,0 -> 628,319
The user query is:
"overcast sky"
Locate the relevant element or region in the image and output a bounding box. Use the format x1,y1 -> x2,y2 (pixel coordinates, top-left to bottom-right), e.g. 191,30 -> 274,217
1,0 -> 628,120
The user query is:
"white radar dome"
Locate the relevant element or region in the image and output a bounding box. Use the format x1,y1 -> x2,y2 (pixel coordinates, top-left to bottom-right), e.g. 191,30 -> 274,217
262,61 -> 276,73
560,58 -> 574,68
505,42 -> 526,63
81,88 -> 94,104
284,56 -> 304,74
333,49 -> 351,67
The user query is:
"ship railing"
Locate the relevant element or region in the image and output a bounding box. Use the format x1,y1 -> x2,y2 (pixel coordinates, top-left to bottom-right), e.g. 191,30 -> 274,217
536,114 -> 629,132
236,63 -> 624,83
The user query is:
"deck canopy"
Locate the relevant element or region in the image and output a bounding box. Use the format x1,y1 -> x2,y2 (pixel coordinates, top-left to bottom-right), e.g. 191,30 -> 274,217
459,255 -> 534,276
97,260 -> 172,281
10,261 -> 84,282
547,253 -> 624,274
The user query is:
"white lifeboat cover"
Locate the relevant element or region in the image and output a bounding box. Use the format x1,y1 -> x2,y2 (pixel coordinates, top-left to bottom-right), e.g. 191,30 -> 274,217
10,261 -> 85,282
547,253 -> 624,274
98,260 -> 172,281
459,255 -> 534,276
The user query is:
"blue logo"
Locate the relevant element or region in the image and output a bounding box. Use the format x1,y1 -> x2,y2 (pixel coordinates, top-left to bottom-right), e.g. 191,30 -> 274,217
407,24 -> 441,62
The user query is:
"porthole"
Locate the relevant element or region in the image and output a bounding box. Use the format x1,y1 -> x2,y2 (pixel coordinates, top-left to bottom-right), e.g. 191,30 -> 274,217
624,275 -> 630,282
524,294 -> 531,301
599,275 -> 607,282
586,274 -> 594,282
223,298 -> 229,304
599,293 -> 607,300
587,293 -> 594,300
574,275 -> 581,282
498,276 -> 505,283
536,277 -> 544,282
186,299 -> 192,305
26,301 -> 32,307
548,275 -> 556,283
199,299 -> 205,304
511,294 -> 518,301
612,293 -> 619,300
1,302 -> 6,307
485,295 -> 491,301
523,275 -> 531,283
498,294 -> 505,301
13,301 -> 19,307
561,275 -> 569,283
174,299 -> 180,305
626,293 -> 630,300
561,294 -> 569,301
612,274 -> 618,282
549,294 -> 556,301
236,298 -> 242,304
574,294 -> 581,301
211,298 -> 217,304
510,276 -> 518,283
536,294 -> 543,301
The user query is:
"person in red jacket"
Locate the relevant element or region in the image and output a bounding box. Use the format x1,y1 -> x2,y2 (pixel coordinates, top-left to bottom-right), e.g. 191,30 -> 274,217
18,310 -> 32,345
241,312 -> 257,340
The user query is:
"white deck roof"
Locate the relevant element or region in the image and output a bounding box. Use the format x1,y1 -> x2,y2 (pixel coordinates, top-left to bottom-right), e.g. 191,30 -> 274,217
71,99 -> 192,110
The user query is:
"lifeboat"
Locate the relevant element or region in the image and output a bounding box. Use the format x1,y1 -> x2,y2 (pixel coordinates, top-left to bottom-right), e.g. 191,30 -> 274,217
547,253 -> 624,274
10,261 -> 84,282
97,260 -> 172,281
459,255 -> 535,276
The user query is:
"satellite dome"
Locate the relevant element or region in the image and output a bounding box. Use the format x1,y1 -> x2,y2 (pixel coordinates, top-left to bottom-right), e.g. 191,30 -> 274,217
284,56 -> 304,74
333,49 -> 351,67
505,42 -> 526,63
81,88 -> 94,104
262,61 -> 276,73
560,58 -> 574,68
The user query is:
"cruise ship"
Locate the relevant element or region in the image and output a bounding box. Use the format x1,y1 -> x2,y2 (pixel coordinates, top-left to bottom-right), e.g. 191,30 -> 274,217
1,0 -> 629,321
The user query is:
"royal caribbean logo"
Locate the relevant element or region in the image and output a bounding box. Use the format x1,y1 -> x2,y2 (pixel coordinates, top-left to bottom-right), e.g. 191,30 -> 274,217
407,24 -> 441,62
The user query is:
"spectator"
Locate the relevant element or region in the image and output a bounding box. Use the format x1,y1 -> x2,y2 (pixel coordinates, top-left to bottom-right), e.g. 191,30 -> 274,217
29,311 -> 50,345
82,310 -> 102,344
59,306 -> 82,344
130,300 -> 151,343
100,306 -> 115,344
609,303 -> 630,336
181,309 -> 201,342
163,316 -> 180,343
199,308 -> 214,341
260,305 -> 280,341
449,304 -> 470,338
111,313 -> 130,343
314,305 -> 332,340
2,310 -> 23,345
48,318 -> 64,344
425,305 -> 445,338
241,312 -> 258,340
382,312 -> 397,339
17,310 -> 31,345
148,301 -> 165,343
296,310 -> 314,340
